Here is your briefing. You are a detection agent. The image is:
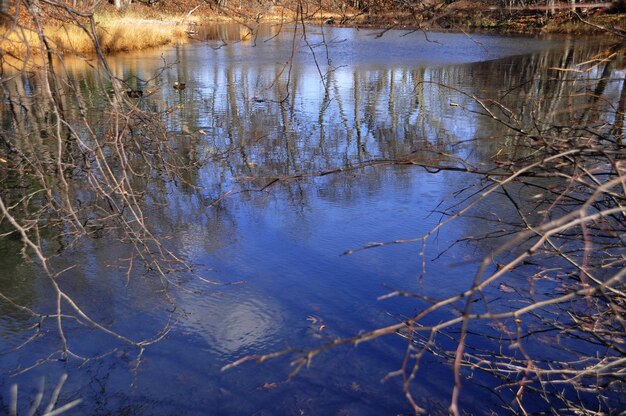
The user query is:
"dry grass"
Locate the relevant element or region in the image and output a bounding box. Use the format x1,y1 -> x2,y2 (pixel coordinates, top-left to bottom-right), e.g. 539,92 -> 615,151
0,26 -> 40,58
55,18 -> 189,54
0,14 -> 189,57
541,12 -> 626,34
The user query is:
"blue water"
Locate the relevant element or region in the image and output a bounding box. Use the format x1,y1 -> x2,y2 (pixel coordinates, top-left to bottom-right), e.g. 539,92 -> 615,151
1,26 -> 621,414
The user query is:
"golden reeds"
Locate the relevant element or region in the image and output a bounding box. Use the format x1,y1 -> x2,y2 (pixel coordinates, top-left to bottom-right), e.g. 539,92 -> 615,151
0,15 -> 189,57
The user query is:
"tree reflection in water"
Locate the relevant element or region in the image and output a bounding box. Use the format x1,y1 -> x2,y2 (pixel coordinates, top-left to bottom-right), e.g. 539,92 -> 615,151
0,17 -> 624,415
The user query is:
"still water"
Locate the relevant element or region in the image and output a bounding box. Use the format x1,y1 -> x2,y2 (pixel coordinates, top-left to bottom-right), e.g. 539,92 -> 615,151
0,25 -> 622,414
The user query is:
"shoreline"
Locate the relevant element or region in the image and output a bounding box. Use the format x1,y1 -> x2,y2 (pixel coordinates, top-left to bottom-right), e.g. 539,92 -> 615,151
4,2 -> 624,56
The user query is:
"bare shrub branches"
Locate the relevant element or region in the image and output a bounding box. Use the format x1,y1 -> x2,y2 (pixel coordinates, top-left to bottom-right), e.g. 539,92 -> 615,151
223,46 -> 626,415
0,0 -> 211,369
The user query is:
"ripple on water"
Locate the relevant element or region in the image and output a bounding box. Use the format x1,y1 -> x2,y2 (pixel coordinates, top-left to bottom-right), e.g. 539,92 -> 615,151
180,289 -> 284,358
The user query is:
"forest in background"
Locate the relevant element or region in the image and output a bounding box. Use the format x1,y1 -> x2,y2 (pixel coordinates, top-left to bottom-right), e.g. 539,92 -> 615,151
72,0 -> 626,33
1,0 -> 625,56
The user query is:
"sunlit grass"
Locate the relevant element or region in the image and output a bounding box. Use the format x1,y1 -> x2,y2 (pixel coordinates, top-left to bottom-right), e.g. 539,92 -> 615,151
54,18 -> 188,54
0,27 -> 40,58
0,13 -> 189,57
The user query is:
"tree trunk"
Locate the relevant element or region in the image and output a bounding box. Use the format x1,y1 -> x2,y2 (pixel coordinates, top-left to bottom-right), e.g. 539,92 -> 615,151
113,0 -> 132,11
0,0 -> 8,26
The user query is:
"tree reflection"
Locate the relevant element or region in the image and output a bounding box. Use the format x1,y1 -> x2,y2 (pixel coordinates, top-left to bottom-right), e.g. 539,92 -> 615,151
1,20 -> 624,415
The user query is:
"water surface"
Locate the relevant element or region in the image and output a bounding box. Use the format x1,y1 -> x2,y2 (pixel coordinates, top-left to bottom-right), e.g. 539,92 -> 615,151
0,25 -> 622,415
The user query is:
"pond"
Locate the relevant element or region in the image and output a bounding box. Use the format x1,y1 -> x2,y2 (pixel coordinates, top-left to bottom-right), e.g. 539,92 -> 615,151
0,24 -> 624,415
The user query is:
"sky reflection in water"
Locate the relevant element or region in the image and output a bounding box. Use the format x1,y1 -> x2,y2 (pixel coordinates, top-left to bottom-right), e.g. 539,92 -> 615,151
0,26 -> 617,414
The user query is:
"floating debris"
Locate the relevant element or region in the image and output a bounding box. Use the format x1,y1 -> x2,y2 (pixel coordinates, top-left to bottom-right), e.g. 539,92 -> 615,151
125,89 -> 143,98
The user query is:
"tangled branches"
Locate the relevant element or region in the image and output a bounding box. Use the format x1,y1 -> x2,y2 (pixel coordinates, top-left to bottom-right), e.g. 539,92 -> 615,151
0,2 -> 624,414
0,1 -> 209,368
223,49 -> 626,414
